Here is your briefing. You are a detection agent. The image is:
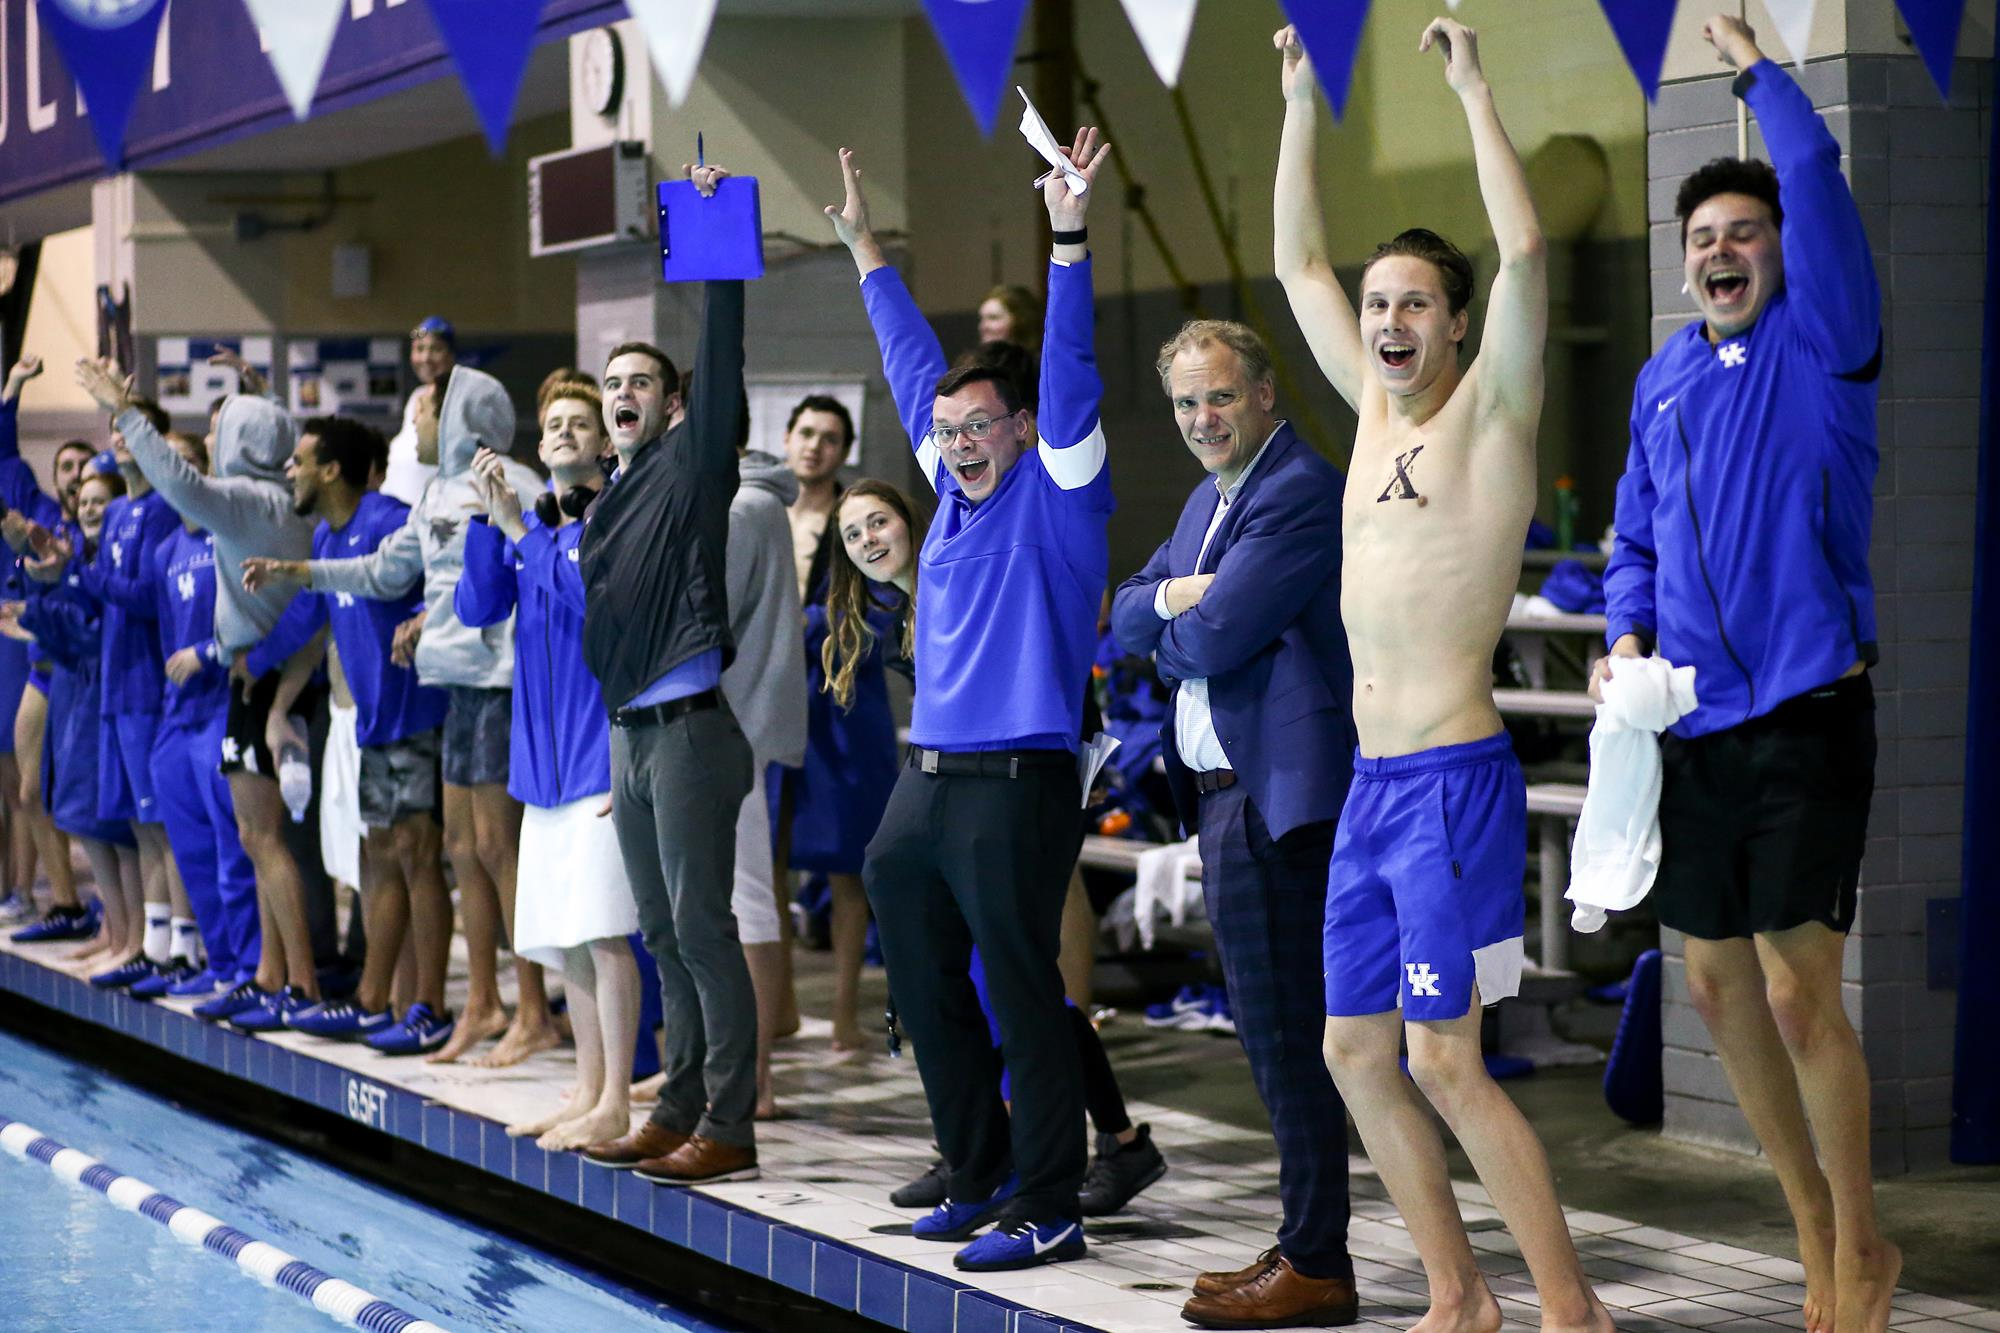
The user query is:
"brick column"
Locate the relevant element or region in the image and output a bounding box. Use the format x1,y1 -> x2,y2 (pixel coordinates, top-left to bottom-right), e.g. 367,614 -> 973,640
1644,53 -> 1988,1174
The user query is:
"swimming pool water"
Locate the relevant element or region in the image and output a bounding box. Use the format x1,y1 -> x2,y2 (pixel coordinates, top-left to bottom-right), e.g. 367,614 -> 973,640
0,1028 -> 735,1331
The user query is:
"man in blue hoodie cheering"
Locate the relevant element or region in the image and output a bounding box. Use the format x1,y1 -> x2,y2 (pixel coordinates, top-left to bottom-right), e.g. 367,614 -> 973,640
1596,15 -> 1896,1329
824,126 -> 1111,1273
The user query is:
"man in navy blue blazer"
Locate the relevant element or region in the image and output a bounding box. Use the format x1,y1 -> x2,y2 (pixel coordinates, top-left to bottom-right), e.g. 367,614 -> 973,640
1112,319 -> 1357,1330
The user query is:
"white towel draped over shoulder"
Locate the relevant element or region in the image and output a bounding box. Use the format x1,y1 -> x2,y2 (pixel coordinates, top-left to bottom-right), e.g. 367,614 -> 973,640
1567,657 -> 1698,933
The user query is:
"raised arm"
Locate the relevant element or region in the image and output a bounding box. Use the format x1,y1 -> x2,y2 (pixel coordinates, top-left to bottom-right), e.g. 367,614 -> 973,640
1272,28 -> 1367,410
0,359 -> 60,524
828,147 -> 949,481
454,515 -> 520,629
75,358 -> 241,535
1037,126 -> 1112,500
1429,18 -> 1546,424
1709,17 -> 1880,374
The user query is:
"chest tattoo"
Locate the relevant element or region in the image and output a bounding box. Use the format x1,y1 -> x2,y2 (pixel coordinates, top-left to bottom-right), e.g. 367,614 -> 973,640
1376,445 -> 1425,503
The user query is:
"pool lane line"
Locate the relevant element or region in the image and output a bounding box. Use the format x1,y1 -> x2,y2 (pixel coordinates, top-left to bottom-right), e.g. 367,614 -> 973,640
0,1116 -> 451,1333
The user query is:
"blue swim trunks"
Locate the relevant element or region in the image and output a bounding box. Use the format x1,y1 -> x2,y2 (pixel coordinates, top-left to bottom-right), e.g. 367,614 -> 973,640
1323,731 -> 1526,1023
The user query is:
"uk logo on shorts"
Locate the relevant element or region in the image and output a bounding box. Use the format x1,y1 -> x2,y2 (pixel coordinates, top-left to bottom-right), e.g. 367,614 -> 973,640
1405,962 -> 1441,998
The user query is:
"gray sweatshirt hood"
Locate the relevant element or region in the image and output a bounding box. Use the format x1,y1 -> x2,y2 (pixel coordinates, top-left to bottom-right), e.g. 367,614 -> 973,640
214,395 -> 298,481
737,450 -> 799,507
437,367 -> 517,476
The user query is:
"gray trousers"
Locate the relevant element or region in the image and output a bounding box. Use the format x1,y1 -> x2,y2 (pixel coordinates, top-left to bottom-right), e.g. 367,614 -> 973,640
610,704 -> 758,1146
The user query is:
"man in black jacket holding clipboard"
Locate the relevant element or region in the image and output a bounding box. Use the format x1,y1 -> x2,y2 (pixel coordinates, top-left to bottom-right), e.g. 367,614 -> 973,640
574,162 -> 760,1187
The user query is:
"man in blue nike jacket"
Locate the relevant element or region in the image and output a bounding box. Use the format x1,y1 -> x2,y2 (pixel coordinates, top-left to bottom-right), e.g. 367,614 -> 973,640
1596,16 -> 1896,1328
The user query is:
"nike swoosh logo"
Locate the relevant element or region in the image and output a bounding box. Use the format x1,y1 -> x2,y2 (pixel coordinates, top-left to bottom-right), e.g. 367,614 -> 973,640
1656,396 -> 1676,413
1032,1223 -> 1079,1256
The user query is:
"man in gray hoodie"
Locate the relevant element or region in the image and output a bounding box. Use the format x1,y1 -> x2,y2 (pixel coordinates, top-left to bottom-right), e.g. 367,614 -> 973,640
77,359 -> 328,1027
722,445 -> 808,1119
245,365 -> 549,1065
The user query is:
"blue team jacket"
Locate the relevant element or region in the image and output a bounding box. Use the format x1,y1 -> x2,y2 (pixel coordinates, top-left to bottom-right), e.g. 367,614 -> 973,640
21,563 -> 132,846
74,491 -> 180,717
0,399 -> 69,710
862,258 -> 1112,753
250,491 -> 446,747
1605,60 -> 1881,738
456,512 -> 610,808
152,527 -> 231,731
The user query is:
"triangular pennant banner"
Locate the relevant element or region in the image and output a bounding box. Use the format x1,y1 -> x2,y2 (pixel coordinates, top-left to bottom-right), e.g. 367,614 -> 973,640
626,0 -> 721,108
1597,0 -> 1676,101
1279,1 -> 1372,120
921,0 -> 1032,135
1760,0 -> 1818,68
425,0 -> 546,155
35,0 -> 170,168
1117,0 -> 1199,88
244,0 -> 345,121
1894,0 -> 1967,99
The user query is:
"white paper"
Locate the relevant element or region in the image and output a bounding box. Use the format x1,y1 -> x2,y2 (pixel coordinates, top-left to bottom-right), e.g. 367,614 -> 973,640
627,0 -> 722,109
1115,0 -> 1198,87
244,0 -> 345,121
1078,731 -> 1120,807
1016,86 -> 1087,196
1760,0 -> 1818,68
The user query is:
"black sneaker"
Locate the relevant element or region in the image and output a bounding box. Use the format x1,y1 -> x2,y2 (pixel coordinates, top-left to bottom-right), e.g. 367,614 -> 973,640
890,1155 -> 950,1209
1079,1122 -> 1167,1216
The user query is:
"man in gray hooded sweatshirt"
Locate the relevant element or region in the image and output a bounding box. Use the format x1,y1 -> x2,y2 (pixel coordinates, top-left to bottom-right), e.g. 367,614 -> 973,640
76,359 -> 328,1027
721,442 -> 808,1120
245,365 -> 548,1064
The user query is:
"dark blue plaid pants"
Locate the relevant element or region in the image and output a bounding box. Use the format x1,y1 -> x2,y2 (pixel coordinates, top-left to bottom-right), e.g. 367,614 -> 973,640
1196,784 -> 1354,1281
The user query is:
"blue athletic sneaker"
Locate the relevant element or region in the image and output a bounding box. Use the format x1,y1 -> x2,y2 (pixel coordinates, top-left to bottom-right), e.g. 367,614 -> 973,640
953,1217 -> 1085,1272
911,1175 -> 1017,1242
11,902 -> 97,944
365,1002 -> 454,1055
229,985 -> 312,1032
167,967 -> 227,999
195,980 -> 271,1023
288,999 -> 394,1040
90,957 -> 156,990
1143,983 -> 1212,1031
1204,988 -> 1236,1037
129,958 -> 197,999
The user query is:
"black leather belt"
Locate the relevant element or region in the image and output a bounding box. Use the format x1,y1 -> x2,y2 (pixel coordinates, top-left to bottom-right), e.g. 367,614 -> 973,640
907,746 -> 1072,779
1194,768 -> 1238,795
611,687 -> 721,730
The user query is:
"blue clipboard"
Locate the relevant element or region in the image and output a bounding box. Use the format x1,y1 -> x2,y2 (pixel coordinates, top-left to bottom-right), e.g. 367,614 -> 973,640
657,176 -> 764,282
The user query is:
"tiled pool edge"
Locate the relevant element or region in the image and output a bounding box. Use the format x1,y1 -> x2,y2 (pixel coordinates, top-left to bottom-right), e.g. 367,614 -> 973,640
0,951 -> 1106,1333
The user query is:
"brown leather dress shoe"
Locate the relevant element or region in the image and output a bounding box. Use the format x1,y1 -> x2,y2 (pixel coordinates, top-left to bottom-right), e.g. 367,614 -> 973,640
581,1122 -> 689,1169
1180,1256 -> 1358,1330
634,1134 -> 760,1185
1194,1246 -> 1280,1297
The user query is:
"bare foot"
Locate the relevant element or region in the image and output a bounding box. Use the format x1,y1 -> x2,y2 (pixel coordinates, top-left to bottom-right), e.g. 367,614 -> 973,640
1834,1238 -> 1900,1333
774,998 -> 800,1039
507,1100 -> 575,1139
470,1014 -> 562,1069
539,1102 -> 632,1151
630,1071 -> 664,1106
427,1005 -> 509,1064
1801,1217 -> 1838,1333
1409,1285 -> 1502,1333
1540,1293 -> 1615,1333
831,1023 -> 867,1053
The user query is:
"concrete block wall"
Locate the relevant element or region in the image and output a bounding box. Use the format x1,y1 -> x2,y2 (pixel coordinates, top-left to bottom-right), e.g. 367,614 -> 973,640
1646,55 -> 1988,1174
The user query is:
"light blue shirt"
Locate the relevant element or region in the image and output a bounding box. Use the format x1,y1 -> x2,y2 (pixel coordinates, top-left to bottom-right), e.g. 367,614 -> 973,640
627,647 -> 723,708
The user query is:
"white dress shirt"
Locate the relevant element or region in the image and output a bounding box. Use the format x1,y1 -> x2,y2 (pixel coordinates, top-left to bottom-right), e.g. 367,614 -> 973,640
1154,425 -> 1282,773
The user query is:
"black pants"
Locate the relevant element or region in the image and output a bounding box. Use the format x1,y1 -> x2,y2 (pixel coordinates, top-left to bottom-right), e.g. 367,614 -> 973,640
865,761 -> 1085,1222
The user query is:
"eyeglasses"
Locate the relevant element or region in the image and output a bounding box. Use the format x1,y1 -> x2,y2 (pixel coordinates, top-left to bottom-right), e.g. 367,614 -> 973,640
926,409 -> 1020,449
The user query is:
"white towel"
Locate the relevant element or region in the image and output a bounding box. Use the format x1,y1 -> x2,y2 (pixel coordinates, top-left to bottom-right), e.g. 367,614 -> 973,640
1567,657 -> 1698,933
1132,838 -> 1204,951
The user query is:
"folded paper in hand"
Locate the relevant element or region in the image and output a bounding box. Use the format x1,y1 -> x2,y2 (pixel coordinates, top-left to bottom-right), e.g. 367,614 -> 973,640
1078,731 -> 1120,808
1016,86 -> 1087,195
